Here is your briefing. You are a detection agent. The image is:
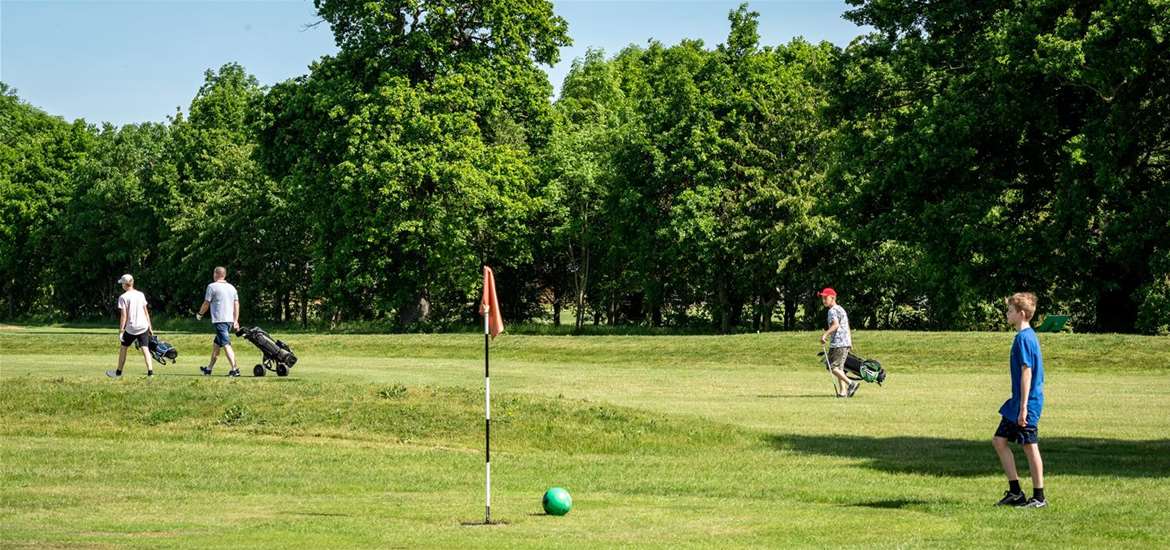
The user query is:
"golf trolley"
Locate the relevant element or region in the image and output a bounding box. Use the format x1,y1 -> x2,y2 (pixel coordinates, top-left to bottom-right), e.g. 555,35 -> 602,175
819,346 -> 887,386
135,334 -> 178,365
235,326 -> 297,377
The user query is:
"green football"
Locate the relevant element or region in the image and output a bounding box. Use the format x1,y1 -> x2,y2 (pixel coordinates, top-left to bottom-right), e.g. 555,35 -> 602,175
542,487 -> 572,516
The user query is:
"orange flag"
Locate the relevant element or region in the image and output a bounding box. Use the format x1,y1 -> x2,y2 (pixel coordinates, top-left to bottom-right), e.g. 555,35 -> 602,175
480,266 -> 504,338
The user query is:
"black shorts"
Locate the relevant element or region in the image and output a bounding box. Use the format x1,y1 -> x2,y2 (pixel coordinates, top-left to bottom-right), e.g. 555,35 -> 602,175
121,331 -> 150,348
994,416 -> 1039,445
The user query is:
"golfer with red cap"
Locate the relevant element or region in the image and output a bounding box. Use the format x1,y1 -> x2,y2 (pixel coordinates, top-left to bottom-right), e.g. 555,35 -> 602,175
819,287 -> 858,398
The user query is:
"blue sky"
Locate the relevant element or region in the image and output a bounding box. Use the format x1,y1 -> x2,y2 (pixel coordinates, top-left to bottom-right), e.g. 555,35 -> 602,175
1,1 -> 867,125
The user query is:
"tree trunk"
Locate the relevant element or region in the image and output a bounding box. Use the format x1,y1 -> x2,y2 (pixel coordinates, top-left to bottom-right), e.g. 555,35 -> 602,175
718,283 -> 730,334
398,294 -> 431,325
607,290 -> 616,326
730,297 -> 743,331
763,291 -> 778,332
574,246 -> 590,330
552,292 -> 562,327
300,288 -> 309,328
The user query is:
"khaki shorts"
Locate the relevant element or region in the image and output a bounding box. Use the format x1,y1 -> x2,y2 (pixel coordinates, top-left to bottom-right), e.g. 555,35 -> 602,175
828,346 -> 851,371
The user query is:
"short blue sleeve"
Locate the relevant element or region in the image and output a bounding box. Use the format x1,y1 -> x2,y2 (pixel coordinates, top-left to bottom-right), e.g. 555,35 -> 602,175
1022,336 -> 1039,369
1011,337 -> 1025,369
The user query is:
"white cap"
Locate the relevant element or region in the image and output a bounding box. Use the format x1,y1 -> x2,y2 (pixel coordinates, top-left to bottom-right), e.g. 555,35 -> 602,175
117,274 -> 134,285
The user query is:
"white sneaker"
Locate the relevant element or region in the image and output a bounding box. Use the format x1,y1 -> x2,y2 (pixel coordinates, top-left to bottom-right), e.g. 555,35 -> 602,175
1020,497 -> 1048,508
105,370 -> 121,379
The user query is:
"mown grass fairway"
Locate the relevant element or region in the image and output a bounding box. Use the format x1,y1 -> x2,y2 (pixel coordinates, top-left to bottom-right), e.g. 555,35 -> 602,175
2,326 -> 1168,548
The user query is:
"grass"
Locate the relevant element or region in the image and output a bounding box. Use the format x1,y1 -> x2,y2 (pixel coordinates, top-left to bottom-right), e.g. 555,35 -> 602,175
12,316 -> 751,336
1,325 -> 1168,548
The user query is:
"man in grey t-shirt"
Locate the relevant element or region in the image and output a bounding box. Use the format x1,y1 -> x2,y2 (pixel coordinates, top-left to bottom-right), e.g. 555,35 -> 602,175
196,266 -> 240,377
819,287 -> 858,398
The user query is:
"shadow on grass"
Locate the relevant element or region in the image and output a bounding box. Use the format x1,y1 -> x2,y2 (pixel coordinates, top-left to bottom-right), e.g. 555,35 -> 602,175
847,499 -> 937,509
752,394 -> 837,399
154,372 -> 302,380
768,434 -> 1170,478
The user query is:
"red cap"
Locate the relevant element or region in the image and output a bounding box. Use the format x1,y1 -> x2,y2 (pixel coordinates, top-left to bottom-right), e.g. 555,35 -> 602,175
817,287 -> 837,297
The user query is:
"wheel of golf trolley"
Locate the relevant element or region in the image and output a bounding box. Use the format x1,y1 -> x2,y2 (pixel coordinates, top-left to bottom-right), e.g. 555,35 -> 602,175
253,364 -> 265,377
276,363 -> 289,377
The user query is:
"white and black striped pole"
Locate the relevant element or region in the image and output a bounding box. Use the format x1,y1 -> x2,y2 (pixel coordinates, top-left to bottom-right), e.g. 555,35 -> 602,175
484,308 -> 492,524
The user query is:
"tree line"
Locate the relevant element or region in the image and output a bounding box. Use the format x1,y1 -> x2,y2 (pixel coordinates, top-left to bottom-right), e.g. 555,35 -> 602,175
2,0 -> 1167,334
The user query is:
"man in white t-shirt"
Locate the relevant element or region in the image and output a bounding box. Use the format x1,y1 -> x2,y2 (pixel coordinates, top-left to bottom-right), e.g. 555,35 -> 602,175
107,274 -> 154,378
196,266 -> 241,377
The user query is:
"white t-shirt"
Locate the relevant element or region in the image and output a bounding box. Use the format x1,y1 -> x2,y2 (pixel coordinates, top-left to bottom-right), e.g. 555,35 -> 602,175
117,289 -> 150,335
204,281 -> 239,324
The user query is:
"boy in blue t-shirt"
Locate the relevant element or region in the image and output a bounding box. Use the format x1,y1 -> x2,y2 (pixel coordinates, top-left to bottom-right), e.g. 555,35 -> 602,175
992,292 -> 1047,508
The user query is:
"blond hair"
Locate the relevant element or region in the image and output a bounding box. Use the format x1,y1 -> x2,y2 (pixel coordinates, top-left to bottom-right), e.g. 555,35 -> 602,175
1006,292 -> 1037,320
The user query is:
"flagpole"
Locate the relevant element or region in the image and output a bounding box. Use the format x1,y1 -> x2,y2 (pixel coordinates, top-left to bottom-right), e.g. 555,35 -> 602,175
484,302 -> 492,524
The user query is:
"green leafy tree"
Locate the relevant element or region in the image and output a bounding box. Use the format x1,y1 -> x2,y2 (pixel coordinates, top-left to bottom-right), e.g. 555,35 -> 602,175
156,63 -> 307,321
51,122 -> 168,317
542,48 -> 632,328
0,84 -> 97,317
831,0 -> 1170,331
584,5 -> 838,332
257,0 -> 570,325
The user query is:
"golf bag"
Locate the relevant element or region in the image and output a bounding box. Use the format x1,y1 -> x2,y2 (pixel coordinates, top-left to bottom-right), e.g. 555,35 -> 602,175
235,326 -> 297,377
819,349 -> 887,385
135,334 -> 178,365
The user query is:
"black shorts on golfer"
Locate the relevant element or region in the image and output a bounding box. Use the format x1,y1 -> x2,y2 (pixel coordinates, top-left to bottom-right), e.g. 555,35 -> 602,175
120,331 -> 149,348
995,416 -> 1039,445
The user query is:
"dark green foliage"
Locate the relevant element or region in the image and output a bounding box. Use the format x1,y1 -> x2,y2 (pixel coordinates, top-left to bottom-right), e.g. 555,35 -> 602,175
1,1 -> 1166,332
830,0 -> 1170,331
51,122 -> 170,317
0,84 -> 97,317
255,0 -> 570,327
538,7 -> 839,332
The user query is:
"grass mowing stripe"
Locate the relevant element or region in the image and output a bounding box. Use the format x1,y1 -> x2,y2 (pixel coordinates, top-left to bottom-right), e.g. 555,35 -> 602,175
3,330 -> 1166,371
